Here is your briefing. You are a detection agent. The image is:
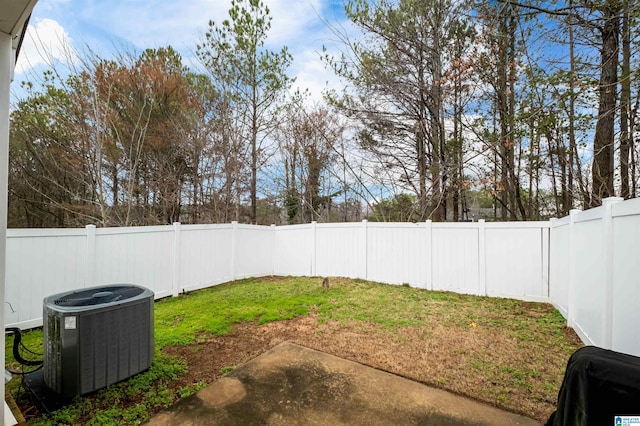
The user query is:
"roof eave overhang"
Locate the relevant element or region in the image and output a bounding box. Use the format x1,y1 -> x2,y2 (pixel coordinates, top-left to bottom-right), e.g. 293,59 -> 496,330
0,0 -> 38,52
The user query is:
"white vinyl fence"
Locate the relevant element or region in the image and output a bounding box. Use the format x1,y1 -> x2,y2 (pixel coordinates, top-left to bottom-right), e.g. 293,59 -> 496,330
273,221 -> 550,301
5,197 -> 640,357
5,219 -> 550,330
549,197 -> 640,357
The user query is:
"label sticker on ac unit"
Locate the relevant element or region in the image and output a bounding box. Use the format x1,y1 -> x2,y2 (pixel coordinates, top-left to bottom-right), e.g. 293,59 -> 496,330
64,316 -> 77,330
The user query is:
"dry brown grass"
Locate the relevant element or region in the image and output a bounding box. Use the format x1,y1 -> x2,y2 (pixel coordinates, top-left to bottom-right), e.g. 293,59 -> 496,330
165,284 -> 582,423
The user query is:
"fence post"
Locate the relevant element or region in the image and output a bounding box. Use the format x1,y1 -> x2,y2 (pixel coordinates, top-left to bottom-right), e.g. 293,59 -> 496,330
425,220 -> 432,290
172,222 -> 181,297
478,219 -> 486,296
567,208 -> 581,328
310,221 -> 317,276
231,221 -> 238,281
543,221 -> 552,299
85,224 -> 96,287
270,224 -> 276,276
361,219 -> 368,280
602,197 -> 623,349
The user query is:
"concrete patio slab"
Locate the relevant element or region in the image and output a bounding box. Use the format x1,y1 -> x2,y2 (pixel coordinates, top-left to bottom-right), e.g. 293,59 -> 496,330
145,342 -> 541,425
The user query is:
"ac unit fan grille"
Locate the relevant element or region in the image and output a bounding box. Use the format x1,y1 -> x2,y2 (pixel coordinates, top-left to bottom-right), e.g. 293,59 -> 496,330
54,286 -> 145,307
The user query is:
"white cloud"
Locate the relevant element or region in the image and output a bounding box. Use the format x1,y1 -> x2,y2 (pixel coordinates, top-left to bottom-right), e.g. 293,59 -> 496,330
15,18 -> 74,74
69,0 -> 332,56
77,0 -> 229,51
14,0 -> 349,99
265,0 -> 324,47
36,0 -> 72,12
116,0 -> 327,50
290,47 -> 342,104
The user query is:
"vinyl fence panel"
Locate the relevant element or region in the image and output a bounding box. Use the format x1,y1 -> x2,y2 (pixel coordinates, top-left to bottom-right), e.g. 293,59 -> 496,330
233,224 -> 274,279
571,208 -> 607,347
485,223 -> 549,301
178,224 -> 234,293
549,217 -> 571,317
273,224 -> 313,276
6,229 -> 87,329
93,226 -> 175,299
315,223 -> 364,279
366,222 -> 426,287
431,224 -> 480,295
611,199 -> 640,356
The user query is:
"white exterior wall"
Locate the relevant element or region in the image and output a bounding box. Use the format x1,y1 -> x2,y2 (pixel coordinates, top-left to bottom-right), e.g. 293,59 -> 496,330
4,4 -> 40,422
0,34 -> 9,424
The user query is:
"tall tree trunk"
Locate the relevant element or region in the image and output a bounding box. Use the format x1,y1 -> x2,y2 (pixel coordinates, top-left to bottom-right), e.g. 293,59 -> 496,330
497,31 -> 509,220
549,134 -> 560,215
619,0 -> 631,199
564,0 -> 589,208
631,97 -> 638,198
251,86 -> 258,223
429,9 -> 445,221
591,2 -> 620,205
528,117 -> 535,218
417,115 -> 428,219
453,71 -> 462,222
507,12 -> 518,220
192,154 -> 199,223
429,83 -> 447,220
566,0 -> 576,210
112,165 -> 119,207
416,47 -> 429,220
558,135 -> 568,215
495,7 -> 521,220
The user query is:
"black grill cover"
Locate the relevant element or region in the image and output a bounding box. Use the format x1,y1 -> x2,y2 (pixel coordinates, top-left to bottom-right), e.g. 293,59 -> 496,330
547,346 -> 640,426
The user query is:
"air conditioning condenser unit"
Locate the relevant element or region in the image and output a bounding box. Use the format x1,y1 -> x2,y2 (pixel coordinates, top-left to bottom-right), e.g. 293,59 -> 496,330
42,284 -> 154,398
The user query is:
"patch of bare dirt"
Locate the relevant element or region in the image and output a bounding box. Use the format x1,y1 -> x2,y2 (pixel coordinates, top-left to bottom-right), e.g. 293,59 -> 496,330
163,313 -> 581,422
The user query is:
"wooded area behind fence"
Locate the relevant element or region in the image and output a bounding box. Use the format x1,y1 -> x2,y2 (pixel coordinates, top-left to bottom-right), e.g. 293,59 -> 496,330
5,197 -> 639,357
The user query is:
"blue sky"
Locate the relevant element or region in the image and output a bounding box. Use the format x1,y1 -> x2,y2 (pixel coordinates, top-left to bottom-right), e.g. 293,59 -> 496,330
13,0 -> 350,102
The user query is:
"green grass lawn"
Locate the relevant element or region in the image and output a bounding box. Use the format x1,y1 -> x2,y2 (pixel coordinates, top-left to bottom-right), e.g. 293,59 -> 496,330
5,277 -> 581,424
